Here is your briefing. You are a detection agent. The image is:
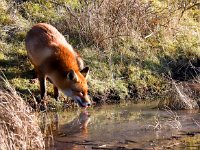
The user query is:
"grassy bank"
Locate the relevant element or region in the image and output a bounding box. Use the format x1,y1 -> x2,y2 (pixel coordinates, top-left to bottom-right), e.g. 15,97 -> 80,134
0,0 -> 200,109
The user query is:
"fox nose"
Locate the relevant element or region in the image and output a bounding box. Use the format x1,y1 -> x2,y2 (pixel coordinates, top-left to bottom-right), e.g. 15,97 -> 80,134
85,102 -> 91,107
80,102 -> 91,108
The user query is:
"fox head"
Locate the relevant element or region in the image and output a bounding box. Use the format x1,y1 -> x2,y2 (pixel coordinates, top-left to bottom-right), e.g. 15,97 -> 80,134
57,67 -> 91,108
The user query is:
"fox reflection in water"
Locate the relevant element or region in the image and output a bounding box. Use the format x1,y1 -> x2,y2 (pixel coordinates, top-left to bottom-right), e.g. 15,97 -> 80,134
58,110 -> 91,136
43,110 -> 91,148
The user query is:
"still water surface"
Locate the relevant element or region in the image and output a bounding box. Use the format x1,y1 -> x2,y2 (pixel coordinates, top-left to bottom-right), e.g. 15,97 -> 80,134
43,103 -> 200,150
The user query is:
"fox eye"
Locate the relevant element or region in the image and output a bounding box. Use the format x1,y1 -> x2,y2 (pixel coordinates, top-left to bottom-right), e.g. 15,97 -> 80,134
72,90 -> 83,96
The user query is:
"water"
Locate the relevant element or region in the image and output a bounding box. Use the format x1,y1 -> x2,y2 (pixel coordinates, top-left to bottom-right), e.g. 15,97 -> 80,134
43,103 -> 200,150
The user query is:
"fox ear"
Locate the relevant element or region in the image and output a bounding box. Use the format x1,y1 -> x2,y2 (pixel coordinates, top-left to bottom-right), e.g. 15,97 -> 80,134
80,67 -> 89,79
67,69 -> 78,81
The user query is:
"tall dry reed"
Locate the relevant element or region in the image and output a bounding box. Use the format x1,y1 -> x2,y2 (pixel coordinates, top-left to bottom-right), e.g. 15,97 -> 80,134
0,77 -> 45,150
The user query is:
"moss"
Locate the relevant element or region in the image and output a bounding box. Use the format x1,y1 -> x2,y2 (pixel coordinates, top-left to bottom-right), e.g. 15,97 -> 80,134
0,14 -> 14,25
14,31 -> 27,42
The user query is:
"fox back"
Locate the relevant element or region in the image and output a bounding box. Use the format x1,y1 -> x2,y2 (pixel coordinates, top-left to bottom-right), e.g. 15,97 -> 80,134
25,23 -> 90,107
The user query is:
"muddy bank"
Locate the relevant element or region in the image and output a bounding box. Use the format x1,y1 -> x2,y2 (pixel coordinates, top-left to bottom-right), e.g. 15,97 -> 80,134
92,81 -> 200,110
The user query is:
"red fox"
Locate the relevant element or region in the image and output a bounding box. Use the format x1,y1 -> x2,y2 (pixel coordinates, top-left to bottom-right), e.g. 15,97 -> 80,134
25,23 -> 91,108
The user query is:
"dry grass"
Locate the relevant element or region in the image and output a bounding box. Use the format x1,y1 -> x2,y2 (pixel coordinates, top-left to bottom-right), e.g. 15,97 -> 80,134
0,77 -> 45,150
172,81 -> 199,109
159,80 -> 199,110
57,0 -> 172,49
148,107 -> 182,131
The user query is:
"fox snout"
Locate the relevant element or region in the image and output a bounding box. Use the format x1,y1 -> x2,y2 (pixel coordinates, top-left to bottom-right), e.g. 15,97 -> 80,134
73,95 -> 91,108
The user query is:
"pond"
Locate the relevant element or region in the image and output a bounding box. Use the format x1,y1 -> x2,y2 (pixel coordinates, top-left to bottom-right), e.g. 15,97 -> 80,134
42,102 -> 200,150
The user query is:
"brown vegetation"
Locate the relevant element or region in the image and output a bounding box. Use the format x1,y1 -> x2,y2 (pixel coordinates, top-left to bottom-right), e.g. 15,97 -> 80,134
0,77 -> 45,149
